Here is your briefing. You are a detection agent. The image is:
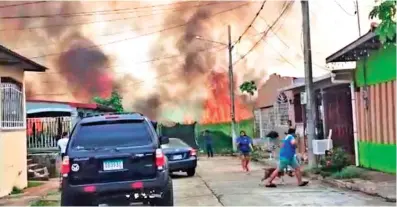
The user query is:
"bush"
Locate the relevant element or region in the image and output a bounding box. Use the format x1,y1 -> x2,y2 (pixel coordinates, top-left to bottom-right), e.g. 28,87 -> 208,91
11,186 -> 23,195
320,147 -> 351,172
331,166 -> 368,180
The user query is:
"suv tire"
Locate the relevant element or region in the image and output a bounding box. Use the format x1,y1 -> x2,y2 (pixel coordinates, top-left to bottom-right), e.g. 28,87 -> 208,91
186,168 -> 196,177
152,177 -> 174,206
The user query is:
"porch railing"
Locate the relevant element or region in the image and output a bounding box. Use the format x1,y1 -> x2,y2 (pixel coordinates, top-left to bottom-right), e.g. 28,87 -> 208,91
27,116 -> 72,152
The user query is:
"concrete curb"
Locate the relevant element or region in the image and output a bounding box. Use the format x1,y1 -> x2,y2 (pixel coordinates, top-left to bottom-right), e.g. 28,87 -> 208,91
306,173 -> 396,203
251,158 -> 396,203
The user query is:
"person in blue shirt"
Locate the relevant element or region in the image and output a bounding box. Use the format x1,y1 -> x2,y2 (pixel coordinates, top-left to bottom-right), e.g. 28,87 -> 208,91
236,130 -> 253,172
203,130 -> 214,158
265,128 -> 308,187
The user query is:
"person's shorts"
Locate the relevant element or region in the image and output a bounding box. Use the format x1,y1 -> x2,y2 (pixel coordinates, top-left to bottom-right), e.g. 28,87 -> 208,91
240,151 -> 250,156
279,156 -> 300,170
61,153 -> 66,160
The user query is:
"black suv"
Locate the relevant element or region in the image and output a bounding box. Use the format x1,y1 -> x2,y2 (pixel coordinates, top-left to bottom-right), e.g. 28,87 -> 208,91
60,113 -> 173,206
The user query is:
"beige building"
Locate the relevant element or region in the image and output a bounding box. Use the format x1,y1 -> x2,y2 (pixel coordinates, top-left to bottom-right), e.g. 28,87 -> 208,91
0,45 -> 47,197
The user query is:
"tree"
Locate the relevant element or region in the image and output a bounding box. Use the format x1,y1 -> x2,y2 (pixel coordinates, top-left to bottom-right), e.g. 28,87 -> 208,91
369,0 -> 396,44
93,90 -> 124,112
239,80 -> 257,96
240,80 -> 258,137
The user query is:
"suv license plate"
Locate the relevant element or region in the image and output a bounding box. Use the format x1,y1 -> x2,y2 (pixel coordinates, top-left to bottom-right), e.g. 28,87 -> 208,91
103,160 -> 123,171
173,155 -> 183,160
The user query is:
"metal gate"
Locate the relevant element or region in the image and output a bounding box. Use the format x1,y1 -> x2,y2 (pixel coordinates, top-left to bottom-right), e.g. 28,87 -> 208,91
27,116 -> 72,152
254,92 -> 291,138
323,85 -> 354,155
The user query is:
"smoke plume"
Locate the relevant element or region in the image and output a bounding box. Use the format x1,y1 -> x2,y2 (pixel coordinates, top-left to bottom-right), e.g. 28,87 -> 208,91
0,1 -> 305,124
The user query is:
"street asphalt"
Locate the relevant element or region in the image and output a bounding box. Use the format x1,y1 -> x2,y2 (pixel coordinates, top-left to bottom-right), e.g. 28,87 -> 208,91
172,156 -> 394,206
35,156 -> 394,206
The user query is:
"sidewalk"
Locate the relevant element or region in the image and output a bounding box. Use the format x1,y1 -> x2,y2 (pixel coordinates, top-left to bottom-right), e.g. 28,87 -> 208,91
0,179 -> 59,206
255,158 -> 396,203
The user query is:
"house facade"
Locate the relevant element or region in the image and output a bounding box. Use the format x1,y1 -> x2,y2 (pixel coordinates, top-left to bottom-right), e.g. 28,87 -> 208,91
326,29 -> 396,173
254,74 -> 295,138
0,45 -> 47,197
281,71 -> 355,157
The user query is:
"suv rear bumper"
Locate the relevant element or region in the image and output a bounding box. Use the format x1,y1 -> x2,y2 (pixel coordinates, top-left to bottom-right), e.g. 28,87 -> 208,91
62,170 -> 169,199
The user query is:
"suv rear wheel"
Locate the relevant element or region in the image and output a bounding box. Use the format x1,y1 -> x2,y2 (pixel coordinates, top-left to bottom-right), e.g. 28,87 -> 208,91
186,168 -> 196,177
152,177 -> 173,206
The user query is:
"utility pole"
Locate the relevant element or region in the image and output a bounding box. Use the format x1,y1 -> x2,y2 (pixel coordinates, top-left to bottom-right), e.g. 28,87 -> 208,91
355,0 -> 362,36
301,1 -> 316,167
228,25 -> 238,151
352,0 -> 361,166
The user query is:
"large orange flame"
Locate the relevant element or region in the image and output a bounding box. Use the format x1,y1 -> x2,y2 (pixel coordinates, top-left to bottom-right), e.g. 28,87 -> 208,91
199,71 -> 252,124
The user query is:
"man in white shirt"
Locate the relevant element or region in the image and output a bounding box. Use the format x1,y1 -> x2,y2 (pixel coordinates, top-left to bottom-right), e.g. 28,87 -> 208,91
57,132 -> 69,160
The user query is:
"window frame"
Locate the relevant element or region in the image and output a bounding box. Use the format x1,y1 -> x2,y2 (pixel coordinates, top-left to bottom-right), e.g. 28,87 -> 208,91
0,77 -> 26,130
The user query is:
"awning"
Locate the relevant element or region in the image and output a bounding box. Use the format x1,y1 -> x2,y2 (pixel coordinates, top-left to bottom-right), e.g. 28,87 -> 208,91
325,31 -> 385,63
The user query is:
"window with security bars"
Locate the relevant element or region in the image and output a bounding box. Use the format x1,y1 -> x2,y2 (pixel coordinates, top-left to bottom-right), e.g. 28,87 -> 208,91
1,78 -> 24,128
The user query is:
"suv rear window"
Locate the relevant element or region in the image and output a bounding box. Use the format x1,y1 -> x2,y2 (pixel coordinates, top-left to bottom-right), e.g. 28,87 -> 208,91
70,120 -> 152,149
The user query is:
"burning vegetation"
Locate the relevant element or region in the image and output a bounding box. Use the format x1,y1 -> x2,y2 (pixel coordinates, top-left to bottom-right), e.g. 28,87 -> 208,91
0,1 -> 294,124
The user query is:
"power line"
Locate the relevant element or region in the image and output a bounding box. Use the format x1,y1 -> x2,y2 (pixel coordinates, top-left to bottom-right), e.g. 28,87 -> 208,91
10,2 -> 231,50
233,2 -> 292,66
0,2 -> 229,32
257,15 -> 330,72
0,1 -> 47,9
334,0 -> 356,16
29,46 -> 227,95
0,2 -> 222,19
34,45 -> 227,75
26,3 -> 250,60
233,1 -> 266,46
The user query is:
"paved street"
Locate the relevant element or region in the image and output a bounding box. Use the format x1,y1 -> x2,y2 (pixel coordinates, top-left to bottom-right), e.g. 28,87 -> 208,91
173,156 -> 393,206
25,156 -> 394,206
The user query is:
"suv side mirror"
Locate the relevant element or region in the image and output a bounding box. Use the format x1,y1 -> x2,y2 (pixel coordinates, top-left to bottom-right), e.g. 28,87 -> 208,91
160,136 -> 169,145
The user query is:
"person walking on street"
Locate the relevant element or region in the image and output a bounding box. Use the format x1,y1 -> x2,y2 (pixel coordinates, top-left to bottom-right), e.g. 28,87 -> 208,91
57,132 -> 69,160
236,130 -> 253,172
203,130 -> 214,158
265,128 -> 309,187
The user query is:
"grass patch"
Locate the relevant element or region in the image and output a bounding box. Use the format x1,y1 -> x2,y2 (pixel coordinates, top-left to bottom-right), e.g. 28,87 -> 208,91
30,200 -> 59,206
28,181 -> 44,188
11,187 -> 23,195
330,166 -> 368,180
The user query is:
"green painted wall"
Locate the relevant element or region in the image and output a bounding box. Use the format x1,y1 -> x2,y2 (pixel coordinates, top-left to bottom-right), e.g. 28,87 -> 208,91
358,141 -> 396,174
196,119 -> 254,153
355,44 -> 396,87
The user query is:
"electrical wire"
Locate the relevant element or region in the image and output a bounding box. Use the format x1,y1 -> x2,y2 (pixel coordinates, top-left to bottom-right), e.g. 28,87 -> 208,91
256,15 -> 330,72
0,1 -> 47,9
26,3 -> 250,60
29,46 -> 227,95
0,2 -> 222,19
233,2 -> 292,66
35,45 -> 227,75
10,2 -> 227,50
233,1 -> 266,46
334,0 -> 356,16
0,2 -> 231,32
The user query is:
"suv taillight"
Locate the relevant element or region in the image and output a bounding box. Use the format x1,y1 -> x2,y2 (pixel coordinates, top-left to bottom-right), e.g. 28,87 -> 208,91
190,148 -> 197,156
155,149 -> 165,170
61,156 -> 70,176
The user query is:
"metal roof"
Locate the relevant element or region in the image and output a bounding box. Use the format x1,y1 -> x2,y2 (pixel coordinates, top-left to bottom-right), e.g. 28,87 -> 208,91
0,44 -> 48,72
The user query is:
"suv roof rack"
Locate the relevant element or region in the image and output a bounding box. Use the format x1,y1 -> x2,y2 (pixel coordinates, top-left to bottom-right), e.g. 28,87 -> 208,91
82,112 -> 144,118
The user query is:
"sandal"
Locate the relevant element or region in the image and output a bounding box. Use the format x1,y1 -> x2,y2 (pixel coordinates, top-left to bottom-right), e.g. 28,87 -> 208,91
298,181 -> 309,187
265,183 -> 277,188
